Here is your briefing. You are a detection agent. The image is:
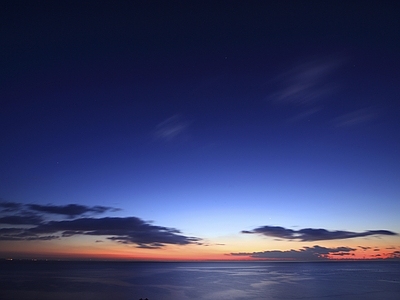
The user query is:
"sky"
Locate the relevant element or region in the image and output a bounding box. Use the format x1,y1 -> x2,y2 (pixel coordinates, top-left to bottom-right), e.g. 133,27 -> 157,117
1,1 -> 400,261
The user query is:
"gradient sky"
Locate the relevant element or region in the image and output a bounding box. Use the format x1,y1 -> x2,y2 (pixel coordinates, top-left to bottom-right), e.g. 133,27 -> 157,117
1,1 -> 400,261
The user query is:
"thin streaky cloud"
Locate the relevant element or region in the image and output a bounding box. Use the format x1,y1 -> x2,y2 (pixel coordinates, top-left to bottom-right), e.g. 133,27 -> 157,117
154,114 -> 189,141
270,58 -> 341,106
334,107 -> 378,127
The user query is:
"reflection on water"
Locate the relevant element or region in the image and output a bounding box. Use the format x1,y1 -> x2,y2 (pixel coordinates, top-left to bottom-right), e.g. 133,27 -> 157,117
1,261 -> 399,300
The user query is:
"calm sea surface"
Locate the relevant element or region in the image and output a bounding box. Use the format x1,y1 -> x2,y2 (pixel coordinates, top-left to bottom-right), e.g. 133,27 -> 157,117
1,260 -> 399,300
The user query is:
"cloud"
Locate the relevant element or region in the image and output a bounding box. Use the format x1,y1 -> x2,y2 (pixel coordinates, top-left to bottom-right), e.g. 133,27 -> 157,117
242,225 -> 397,241
0,215 -> 43,225
230,245 -> 356,261
27,203 -> 119,217
154,115 -> 189,141
334,107 -> 378,127
0,201 -> 22,212
389,251 -> 400,259
0,215 -> 201,248
0,227 -> 59,241
0,201 -> 120,219
270,58 -> 340,106
359,246 -> 371,250
268,57 -> 381,127
330,252 -> 355,256
0,201 -> 201,248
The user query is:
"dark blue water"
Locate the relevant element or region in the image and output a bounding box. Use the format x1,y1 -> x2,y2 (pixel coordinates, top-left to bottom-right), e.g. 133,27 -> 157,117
1,260 -> 399,299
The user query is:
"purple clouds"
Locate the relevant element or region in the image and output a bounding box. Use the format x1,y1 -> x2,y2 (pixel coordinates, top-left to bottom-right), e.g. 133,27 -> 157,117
0,201 -> 201,249
242,225 -> 396,241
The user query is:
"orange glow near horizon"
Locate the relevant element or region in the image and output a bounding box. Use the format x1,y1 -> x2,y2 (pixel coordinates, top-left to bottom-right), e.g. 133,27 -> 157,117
0,238 -> 251,261
0,248 -> 255,261
2,246 -> 399,262
1,234 -> 399,261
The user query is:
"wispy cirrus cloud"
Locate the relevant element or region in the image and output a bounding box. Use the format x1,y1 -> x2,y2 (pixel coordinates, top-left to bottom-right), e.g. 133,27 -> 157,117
334,107 -> 378,127
269,57 -> 381,127
242,225 -> 397,241
270,58 -> 341,106
154,114 -> 190,141
230,245 -> 356,260
268,57 -> 345,123
0,201 -> 201,249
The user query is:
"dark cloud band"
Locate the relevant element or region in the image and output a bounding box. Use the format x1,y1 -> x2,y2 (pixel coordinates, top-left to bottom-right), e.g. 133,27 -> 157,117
0,201 -> 201,249
230,245 -> 357,260
27,203 -> 119,217
242,225 -> 396,241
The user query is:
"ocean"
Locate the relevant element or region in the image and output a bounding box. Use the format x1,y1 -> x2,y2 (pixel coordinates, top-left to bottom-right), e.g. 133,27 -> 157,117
1,260 -> 399,300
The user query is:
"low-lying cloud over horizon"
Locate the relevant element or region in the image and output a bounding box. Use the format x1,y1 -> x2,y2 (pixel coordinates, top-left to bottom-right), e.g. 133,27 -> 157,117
230,245 -> 357,260
0,201 -> 201,249
242,225 -> 397,241
1,201 -> 397,254
231,245 -> 400,261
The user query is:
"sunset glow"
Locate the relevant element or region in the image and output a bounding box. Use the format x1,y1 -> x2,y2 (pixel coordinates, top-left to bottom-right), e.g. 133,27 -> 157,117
1,1 -> 399,263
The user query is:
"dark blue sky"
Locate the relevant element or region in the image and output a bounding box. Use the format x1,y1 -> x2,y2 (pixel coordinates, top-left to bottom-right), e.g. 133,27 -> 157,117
1,1 -> 399,260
